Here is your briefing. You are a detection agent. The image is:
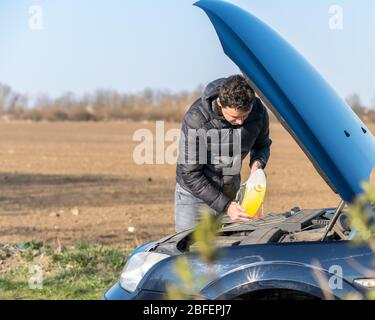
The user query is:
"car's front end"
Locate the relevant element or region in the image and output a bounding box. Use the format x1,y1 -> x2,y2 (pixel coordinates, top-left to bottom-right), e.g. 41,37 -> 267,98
104,208 -> 374,300
103,240 -> 171,300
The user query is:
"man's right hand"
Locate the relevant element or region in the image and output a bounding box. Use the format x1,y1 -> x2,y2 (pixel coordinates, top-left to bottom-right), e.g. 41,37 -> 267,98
226,202 -> 252,222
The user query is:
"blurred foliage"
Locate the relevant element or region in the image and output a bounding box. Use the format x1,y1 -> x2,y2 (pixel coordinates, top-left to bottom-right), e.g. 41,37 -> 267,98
166,210 -> 223,300
165,256 -> 196,300
347,181 -> 375,300
191,211 -> 223,265
347,182 -> 375,243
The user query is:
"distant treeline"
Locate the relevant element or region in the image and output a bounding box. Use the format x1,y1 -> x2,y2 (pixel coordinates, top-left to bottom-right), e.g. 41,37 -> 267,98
0,83 -> 203,122
0,83 -> 374,123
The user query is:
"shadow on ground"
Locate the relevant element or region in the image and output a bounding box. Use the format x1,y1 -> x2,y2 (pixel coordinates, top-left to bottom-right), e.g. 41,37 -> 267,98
0,172 -> 174,213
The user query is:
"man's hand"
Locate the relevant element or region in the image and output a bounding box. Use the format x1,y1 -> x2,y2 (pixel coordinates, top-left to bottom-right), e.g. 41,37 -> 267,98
226,202 -> 252,222
250,160 -> 263,176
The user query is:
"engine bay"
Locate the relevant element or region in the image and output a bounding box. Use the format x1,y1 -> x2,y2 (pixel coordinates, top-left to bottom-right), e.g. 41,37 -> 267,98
149,207 -> 352,255
189,207 -> 351,251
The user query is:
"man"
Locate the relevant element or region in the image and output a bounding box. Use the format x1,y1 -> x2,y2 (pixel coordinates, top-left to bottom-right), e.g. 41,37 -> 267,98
175,75 -> 272,232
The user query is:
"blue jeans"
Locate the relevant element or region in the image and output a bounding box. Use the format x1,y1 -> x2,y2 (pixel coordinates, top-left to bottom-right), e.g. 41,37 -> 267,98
174,174 -> 241,233
174,183 -> 220,233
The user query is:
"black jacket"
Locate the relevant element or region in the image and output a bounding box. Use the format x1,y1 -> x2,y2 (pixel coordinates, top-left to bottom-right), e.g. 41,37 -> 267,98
176,77 -> 272,214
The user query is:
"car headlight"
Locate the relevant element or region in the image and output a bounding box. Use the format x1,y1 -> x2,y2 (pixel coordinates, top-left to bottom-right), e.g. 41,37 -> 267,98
354,279 -> 375,289
119,252 -> 170,292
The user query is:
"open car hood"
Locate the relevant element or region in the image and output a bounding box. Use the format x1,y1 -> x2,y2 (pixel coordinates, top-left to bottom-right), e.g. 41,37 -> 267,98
195,0 -> 375,203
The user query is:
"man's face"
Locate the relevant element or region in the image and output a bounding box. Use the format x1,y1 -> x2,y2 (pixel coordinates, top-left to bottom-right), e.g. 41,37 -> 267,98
217,98 -> 252,126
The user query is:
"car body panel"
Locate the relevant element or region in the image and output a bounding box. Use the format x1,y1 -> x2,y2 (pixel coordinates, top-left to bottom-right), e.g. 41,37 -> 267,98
104,282 -> 166,300
200,263 -> 358,300
194,0 -> 375,203
105,240 -> 371,300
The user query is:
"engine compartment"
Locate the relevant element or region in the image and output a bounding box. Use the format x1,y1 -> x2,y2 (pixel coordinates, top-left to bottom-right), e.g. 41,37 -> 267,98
189,207 -> 351,251
149,207 -> 352,255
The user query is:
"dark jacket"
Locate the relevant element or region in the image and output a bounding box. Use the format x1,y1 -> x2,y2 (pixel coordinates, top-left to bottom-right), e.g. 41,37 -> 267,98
176,77 -> 272,214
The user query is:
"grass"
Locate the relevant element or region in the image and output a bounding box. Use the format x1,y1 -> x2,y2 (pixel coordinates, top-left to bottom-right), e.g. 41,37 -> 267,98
0,241 -> 132,300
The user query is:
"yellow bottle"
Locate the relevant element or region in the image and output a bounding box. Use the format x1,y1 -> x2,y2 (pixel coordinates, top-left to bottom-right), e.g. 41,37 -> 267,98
241,169 -> 267,218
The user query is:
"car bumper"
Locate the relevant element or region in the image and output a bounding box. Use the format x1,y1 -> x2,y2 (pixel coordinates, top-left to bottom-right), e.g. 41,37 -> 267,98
103,282 -> 166,300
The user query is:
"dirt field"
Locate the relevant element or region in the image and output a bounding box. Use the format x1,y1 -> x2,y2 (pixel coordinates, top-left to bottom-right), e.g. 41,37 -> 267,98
1,120 -> 368,248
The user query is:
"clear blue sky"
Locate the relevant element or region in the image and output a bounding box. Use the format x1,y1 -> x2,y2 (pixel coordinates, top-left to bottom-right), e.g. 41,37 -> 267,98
1,0 -> 374,105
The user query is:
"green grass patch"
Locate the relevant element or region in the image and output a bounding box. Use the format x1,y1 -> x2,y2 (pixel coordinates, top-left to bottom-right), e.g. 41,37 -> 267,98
0,241 -> 132,300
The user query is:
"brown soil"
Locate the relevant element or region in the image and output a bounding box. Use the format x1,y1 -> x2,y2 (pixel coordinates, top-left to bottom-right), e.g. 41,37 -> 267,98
0,121 -> 367,248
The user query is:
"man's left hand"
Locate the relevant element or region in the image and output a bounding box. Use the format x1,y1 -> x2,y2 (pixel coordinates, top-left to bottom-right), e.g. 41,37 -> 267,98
250,160 -> 263,176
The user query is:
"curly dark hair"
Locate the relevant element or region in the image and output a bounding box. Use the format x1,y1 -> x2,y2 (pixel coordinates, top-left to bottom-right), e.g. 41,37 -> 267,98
218,75 -> 255,112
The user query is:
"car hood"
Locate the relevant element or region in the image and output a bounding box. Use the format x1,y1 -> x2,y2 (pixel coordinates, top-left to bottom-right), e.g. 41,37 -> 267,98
195,0 -> 375,203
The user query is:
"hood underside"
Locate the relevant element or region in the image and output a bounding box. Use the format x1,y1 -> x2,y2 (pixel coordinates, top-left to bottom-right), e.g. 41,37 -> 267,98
195,0 -> 375,203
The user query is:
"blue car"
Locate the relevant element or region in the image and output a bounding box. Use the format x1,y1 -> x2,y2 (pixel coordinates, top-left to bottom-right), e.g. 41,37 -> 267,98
104,0 -> 375,300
